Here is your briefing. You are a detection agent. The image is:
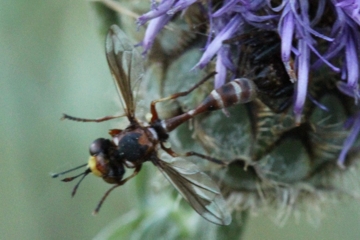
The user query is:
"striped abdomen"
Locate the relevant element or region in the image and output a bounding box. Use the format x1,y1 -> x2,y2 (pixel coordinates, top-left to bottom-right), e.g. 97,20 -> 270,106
162,78 -> 257,132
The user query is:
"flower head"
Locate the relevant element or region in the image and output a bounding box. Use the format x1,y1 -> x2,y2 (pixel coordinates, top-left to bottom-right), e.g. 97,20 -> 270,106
113,0 -> 360,231
137,0 -> 360,164
94,0 -> 360,236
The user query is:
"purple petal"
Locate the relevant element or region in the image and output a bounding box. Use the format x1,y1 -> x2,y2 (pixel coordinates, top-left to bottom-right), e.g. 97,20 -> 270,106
336,0 -> 360,25
312,7 -> 348,69
237,9 -> 277,22
307,93 -> 329,112
214,46 -> 234,88
337,80 -> 360,104
338,112 -> 360,168
267,0 -> 287,12
337,80 -> 358,97
306,38 -> 340,72
294,39 -> 310,124
290,1 -> 333,42
291,1 -> 338,71
137,0 -> 175,26
345,33 -> 359,88
310,0 -> 326,25
140,15 -> 172,54
167,0 -> 197,15
280,10 -> 294,62
215,54 -> 227,89
212,0 -> 238,18
194,15 -> 243,69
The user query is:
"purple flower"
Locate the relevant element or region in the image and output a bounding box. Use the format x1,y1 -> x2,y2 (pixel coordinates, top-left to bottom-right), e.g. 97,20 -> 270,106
137,0 -> 360,167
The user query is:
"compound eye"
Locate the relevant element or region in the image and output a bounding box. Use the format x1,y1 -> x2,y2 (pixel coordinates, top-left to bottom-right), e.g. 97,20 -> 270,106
89,138 -> 109,156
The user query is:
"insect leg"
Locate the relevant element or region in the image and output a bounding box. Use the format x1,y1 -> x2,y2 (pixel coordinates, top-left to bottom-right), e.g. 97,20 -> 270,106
160,142 -> 226,165
150,72 -> 216,122
92,184 -> 120,215
93,165 -> 142,214
62,113 -> 126,123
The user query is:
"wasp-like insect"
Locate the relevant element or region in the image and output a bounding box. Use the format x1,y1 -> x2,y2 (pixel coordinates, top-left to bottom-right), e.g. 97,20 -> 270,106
52,25 -> 260,225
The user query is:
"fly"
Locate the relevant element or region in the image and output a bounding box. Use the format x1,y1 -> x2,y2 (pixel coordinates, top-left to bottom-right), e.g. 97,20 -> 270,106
52,25 -> 259,225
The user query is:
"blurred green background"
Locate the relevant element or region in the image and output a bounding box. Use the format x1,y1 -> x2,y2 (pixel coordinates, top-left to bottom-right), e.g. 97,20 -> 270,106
1,1 -> 360,239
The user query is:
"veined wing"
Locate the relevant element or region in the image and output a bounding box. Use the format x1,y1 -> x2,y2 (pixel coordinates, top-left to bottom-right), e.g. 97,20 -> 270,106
152,157 -> 232,225
105,25 -> 144,121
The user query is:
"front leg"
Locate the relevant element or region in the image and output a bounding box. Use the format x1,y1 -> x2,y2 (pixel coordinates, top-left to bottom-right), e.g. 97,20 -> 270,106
93,165 -> 142,214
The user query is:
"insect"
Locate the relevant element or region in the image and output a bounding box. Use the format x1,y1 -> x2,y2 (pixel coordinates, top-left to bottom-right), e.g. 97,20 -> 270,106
53,25 -> 258,225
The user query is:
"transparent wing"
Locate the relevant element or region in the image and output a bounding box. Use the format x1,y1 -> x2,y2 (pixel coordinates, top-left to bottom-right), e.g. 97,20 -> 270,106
105,25 -> 144,121
153,157 -> 232,225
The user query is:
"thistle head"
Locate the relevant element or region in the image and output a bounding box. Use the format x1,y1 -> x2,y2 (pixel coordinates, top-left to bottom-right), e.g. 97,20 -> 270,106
96,0 -> 360,235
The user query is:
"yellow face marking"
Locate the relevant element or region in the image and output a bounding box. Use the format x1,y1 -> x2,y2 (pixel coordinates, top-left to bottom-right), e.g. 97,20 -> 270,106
88,156 -> 102,177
